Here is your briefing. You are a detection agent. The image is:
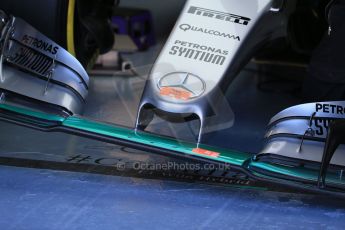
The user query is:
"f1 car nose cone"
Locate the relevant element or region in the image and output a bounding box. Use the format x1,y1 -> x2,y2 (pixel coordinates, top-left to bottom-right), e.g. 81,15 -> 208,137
157,72 -> 206,101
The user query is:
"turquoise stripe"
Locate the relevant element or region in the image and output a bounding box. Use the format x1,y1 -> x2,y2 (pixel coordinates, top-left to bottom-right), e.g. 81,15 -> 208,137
249,161 -> 345,186
63,116 -> 251,166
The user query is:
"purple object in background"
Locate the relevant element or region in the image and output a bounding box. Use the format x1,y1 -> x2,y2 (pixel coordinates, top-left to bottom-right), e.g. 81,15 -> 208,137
112,7 -> 156,51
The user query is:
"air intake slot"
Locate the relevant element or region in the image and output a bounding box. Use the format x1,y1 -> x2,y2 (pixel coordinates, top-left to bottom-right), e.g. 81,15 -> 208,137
6,41 -> 53,77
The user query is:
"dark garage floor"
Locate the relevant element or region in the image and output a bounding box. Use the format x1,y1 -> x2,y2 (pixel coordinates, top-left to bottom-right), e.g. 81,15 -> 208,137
0,166 -> 345,230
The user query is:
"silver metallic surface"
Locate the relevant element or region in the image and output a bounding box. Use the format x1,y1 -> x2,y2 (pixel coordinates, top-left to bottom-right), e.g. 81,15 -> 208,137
260,137 -> 345,166
269,102 -> 345,125
266,118 -> 325,139
0,15 -> 89,114
261,101 -> 345,166
10,18 -> 88,86
137,0 -> 295,142
1,66 -> 83,114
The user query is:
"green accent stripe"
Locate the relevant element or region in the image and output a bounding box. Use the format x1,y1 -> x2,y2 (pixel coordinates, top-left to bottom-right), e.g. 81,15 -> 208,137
63,116 -> 251,166
249,161 -> 345,186
0,104 -> 65,122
